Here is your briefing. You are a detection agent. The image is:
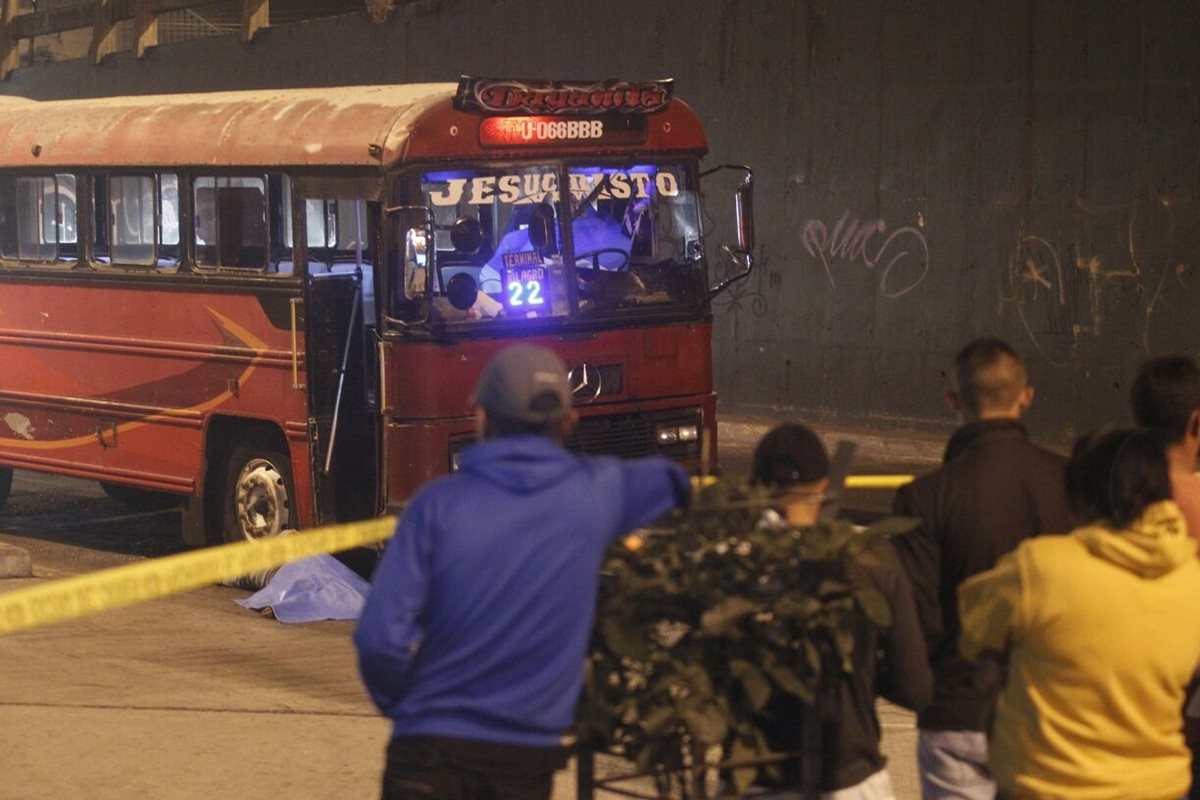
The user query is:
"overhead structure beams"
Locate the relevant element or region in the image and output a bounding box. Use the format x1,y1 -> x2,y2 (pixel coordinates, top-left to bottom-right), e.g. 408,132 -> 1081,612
0,1 -> 20,80
0,0 -> 280,79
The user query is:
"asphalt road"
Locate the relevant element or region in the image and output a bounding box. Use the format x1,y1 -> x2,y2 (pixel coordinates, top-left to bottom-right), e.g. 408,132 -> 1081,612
0,470 -> 188,562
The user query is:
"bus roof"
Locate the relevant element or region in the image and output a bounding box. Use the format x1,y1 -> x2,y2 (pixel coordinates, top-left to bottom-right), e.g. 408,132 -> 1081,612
0,83 -> 707,171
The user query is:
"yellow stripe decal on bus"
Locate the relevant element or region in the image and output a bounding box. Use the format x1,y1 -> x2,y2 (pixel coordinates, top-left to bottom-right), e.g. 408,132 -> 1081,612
0,308 -> 269,451
0,517 -> 395,636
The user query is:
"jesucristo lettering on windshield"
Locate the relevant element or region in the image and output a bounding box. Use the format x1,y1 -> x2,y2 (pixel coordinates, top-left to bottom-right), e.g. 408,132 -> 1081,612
426,170 -> 681,207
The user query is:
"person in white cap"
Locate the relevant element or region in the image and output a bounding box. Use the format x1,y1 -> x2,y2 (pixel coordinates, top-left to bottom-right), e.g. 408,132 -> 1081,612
354,344 -> 691,800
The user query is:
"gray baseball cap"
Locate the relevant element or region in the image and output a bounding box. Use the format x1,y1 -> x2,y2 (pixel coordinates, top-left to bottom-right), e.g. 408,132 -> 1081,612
471,345 -> 572,424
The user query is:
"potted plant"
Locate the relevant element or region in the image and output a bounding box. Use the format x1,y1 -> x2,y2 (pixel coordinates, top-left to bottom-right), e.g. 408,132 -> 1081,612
576,479 -> 915,799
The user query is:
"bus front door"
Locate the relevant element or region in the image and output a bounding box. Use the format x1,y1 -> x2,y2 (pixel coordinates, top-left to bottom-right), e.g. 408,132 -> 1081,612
305,267 -> 378,526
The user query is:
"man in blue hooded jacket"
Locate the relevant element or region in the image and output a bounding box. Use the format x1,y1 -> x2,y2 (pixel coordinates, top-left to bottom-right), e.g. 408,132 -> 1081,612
354,344 -> 691,800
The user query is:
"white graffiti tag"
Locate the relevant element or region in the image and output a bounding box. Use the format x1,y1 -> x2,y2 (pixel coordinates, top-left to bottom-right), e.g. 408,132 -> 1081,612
800,211 -> 930,298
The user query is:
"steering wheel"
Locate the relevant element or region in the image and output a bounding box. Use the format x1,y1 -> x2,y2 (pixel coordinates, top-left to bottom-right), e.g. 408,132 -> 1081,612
575,248 -> 630,272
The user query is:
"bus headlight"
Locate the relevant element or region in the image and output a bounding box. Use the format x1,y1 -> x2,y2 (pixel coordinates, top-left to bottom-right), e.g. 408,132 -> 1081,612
656,424 -> 699,446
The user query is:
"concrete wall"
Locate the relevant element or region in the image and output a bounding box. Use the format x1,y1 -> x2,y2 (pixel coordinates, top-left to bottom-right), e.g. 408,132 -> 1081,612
6,0 -> 1199,444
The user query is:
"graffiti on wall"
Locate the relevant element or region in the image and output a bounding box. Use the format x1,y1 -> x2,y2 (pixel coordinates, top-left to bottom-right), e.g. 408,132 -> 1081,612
711,210 -> 930,329
799,210 -> 930,298
1000,195 -> 1200,355
710,243 -> 769,323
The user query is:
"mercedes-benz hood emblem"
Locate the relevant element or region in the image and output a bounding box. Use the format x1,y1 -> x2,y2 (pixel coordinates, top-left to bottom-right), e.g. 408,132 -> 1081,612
568,361 -> 602,403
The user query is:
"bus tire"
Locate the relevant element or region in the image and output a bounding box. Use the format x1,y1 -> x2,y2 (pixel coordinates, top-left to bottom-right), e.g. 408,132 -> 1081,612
0,467 -> 11,512
100,481 -> 180,511
220,444 -> 295,544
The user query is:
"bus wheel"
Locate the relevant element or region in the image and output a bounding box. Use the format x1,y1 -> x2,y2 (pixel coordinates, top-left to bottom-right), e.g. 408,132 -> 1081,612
221,445 -> 294,543
100,482 -> 180,511
0,467 -> 11,512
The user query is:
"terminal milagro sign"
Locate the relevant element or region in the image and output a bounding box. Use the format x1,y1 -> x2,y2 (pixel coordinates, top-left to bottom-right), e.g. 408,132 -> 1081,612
455,77 -> 672,148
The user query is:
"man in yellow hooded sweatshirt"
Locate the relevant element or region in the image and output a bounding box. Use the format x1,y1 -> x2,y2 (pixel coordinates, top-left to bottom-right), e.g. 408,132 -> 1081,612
958,428 -> 1200,800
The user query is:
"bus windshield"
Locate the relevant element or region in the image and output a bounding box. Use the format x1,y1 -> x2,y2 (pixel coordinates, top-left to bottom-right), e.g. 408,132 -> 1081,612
406,160 -> 705,326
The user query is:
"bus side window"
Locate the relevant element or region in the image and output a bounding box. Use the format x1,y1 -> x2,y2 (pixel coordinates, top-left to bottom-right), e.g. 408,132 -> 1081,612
306,197 -> 376,321
194,177 -> 267,270
0,175 -> 76,264
111,176 -> 153,265
305,198 -> 371,265
103,174 -> 181,267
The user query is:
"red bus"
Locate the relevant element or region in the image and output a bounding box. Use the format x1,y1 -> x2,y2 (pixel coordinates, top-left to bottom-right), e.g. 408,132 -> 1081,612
0,79 -> 753,544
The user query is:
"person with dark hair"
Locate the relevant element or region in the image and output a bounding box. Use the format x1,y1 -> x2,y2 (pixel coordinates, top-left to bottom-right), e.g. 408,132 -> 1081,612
1131,355 -> 1200,541
958,428 -> 1200,799
751,423 -> 830,527
1131,358 -> 1200,800
890,338 -> 1075,799
354,344 -> 691,800
746,423 -> 932,799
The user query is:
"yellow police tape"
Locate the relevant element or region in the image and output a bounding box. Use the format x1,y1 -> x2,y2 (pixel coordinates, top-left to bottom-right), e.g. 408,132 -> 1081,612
0,516 -> 396,637
845,474 -> 914,490
692,475 -> 914,490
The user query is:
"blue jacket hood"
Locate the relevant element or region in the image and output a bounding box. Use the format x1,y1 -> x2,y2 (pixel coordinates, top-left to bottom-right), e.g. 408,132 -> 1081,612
457,435 -> 578,493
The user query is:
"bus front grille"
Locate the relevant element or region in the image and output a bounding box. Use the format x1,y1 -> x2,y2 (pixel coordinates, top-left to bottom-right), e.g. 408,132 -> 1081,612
566,408 -> 702,460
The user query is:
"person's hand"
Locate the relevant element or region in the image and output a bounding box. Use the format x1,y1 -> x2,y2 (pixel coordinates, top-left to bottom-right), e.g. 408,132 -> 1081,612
471,292 -> 505,318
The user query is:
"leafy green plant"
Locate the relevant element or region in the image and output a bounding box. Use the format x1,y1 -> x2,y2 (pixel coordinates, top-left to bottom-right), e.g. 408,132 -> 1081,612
576,479 -> 916,796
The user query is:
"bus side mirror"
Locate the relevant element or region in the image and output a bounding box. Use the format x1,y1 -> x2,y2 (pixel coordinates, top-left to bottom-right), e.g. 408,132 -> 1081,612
403,227 -> 429,300
384,204 -> 435,313
701,164 -> 755,298
735,174 -> 754,253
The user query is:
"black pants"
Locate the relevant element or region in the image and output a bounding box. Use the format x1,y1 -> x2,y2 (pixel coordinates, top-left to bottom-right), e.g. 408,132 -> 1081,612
381,735 -> 568,800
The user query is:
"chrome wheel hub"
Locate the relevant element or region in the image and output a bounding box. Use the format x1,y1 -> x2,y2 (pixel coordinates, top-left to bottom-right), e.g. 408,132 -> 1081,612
233,458 -> 290,541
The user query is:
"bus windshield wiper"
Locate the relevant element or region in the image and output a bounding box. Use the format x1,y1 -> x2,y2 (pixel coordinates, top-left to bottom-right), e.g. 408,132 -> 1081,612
572,173 -> 613,220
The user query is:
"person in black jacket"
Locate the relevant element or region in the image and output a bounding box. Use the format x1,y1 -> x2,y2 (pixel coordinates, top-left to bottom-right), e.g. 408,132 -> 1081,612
891,338 -> 1075,800
749,424 -> 932,798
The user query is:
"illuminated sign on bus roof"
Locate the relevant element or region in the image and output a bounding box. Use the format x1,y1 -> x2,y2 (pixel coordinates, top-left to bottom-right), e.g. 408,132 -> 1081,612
454,77 -> 674,116
478,114 -> 647,148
